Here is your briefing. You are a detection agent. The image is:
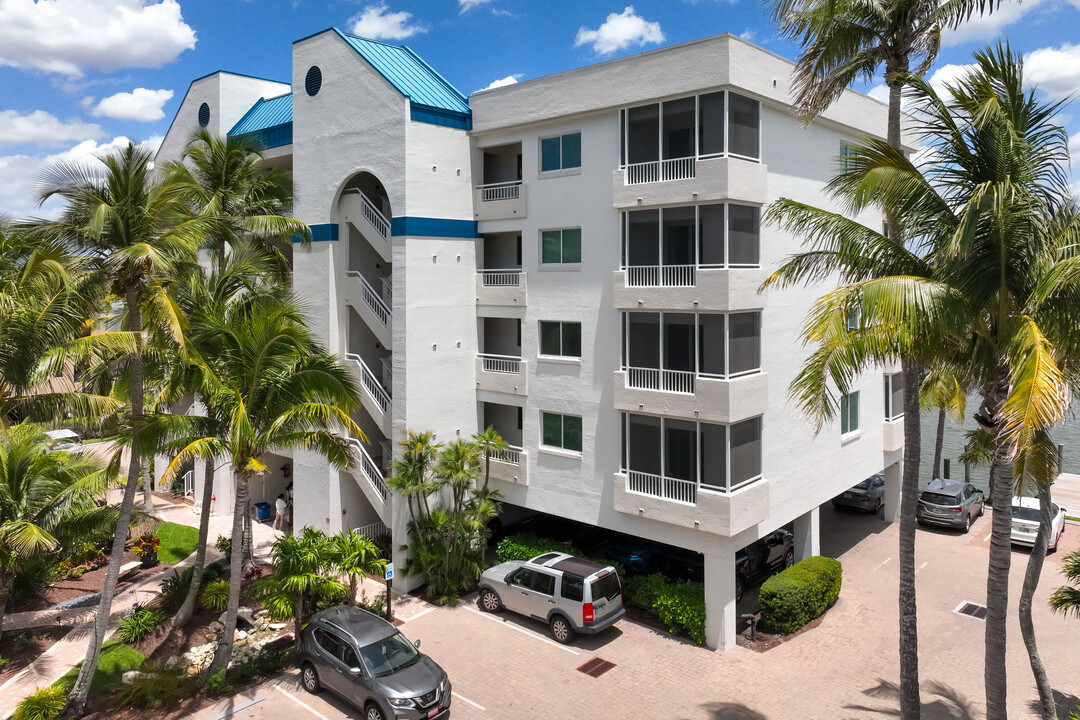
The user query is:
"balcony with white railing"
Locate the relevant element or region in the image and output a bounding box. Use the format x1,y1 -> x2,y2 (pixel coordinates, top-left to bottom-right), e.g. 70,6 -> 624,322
339,189 -> 392,262
614,369 -> 768,424
611,155 -> 768,210
612,266 -> 770,312
625,470 -> 697,504
624,265 -> 696,288
486,444 -> 528,485
344,271 -> 391,345
624,157 -> 696,185
476,354 -> 528,396
625,367 -> 696,394
474,181 -> 527,222
345,352 -> 392,436
613,471 -> 770,537
476,269 -> 527,307
346,437 -> 389,509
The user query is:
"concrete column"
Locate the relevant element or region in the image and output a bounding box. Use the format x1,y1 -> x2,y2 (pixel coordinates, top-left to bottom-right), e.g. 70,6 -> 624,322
703,552 -> 738,651
883,458 -> 902,524
793,506 -> 820,561
292,447 -> 337,535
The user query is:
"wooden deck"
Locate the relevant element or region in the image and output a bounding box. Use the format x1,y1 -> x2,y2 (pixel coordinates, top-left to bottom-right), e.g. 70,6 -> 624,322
1054,473 -> 1080,519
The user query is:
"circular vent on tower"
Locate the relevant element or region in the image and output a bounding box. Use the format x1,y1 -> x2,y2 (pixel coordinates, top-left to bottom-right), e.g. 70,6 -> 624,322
305,66 -> 322,97
197,102 -> 210,127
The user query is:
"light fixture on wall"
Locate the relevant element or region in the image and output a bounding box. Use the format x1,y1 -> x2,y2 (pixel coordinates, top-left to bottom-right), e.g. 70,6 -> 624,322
281,464 -> 291,478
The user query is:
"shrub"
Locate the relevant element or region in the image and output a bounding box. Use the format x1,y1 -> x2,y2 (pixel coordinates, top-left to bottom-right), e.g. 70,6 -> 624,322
200,579 -> 230,611
12,685 -> 65,720
132,533 -> 161,558
11,557 -> 56,604
759,556 -> 843,635
204,668 -> 232,696
158,566 -> 195,610
112,663 -> 192,708
495,534 -> 576,563
622,572 -> 670,609
117,607 -> 163,644
214,535 -> 232,555
622,573 -> 706,645
356,589 -> 386,617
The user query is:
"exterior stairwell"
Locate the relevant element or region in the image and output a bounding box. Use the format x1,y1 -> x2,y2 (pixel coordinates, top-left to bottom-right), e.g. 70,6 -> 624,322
339,189 -> 392,263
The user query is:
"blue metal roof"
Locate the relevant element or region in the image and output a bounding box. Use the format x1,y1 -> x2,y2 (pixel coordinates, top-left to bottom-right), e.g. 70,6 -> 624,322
228,93 -> 293,136
334,29 -> 471,128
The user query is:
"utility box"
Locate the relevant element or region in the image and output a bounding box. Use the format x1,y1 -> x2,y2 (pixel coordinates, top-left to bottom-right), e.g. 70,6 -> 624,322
253,502 -> 272,522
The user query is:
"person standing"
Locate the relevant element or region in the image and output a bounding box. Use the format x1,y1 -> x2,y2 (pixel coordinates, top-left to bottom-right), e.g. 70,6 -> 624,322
273,493 -> 287,530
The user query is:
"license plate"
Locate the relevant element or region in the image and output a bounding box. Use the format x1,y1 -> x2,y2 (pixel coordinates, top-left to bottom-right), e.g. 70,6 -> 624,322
428,709 -> 439,718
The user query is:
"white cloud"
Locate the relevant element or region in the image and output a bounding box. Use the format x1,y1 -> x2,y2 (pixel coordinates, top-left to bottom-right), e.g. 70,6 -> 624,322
478,75 -> 520,92
574,6 -> 664,56
927,63 -> 976,96
942,0 -> 1050,47
739,29 -> 756,42
0,0 -> 196,78
348,4 -> 426,40
0,110 -> 103,147
91,88 -> 174,122
459,0 -> 492,10
1025,44 -> 1080,100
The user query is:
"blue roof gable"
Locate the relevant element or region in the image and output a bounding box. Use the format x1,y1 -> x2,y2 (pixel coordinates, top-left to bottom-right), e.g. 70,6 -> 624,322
228,93 -> 293,149
334,29 -> 471,130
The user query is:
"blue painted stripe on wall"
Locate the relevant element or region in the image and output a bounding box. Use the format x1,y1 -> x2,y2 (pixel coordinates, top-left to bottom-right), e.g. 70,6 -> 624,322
390,217 -> 479,238
295,223 -> 338,242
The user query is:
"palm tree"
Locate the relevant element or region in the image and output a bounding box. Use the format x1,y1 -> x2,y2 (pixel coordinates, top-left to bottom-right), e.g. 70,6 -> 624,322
919,364 -> 967,480
473,425 -> 509,494
386,430 -> 441,534
764,46 -> 1076,719
1049,549 -> 1080,618
332,529 -> 386,605
0,423 -> 118,638
29,142 -> 206,718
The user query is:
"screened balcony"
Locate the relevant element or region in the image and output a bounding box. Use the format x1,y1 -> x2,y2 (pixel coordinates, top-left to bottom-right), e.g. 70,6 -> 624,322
477,317 -> 527,395
475,142 -> 526,221
477,232 -> 526,306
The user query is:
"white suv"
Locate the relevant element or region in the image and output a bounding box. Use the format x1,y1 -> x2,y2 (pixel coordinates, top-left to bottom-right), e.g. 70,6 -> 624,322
477,552 -> 625,643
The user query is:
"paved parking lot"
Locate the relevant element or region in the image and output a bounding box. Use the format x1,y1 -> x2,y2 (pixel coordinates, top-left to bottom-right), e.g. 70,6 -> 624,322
199,505 -> 1080,720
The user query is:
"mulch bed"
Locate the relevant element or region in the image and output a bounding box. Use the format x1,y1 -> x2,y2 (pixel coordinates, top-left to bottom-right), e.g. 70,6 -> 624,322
8,549 -> 143,613
0,626 -> 70,685
128,606 -> 221,661
736,612 -> 827,652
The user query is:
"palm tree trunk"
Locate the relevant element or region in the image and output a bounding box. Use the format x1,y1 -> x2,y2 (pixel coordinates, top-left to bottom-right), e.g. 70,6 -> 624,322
898,360 -> 922,720
0,575 -> 12,641
1019,480 -> 1056,719
142,457 -> 152,511
932,408 -> 945,479
174,457 -> 215,628
483,452 -> 491,493
242,503 -> 253,567
983,382 -> 1013,720
209,470 -> 247,674
64,283 -> 144,719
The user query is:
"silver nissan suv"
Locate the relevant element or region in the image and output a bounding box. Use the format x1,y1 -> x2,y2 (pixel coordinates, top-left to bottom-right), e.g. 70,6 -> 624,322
477,552 -> 625,643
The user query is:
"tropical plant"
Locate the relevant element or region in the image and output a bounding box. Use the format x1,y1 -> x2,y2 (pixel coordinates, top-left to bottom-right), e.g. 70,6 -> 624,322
116,607 -> 162,644
332,529 -> 386,605
1049,550 -> 1080,619
131,534 -> 160,558
11,685 -> 66,720
920,364 -> 967,480
0,423 -> 117,638
473,425 -> 509,494
200,580 -> 230,612
157,566 -> 194,611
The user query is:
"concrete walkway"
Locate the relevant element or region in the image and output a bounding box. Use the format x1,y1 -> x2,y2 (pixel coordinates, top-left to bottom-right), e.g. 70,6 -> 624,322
0,496 -> 281,719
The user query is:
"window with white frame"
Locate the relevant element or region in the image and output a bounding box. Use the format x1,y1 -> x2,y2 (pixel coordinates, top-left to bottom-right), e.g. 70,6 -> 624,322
539,321 -> 581,358
541,412 -> 582,452
622,203 -> 760,271
884,373 -> 904,420
540,132 -> 581,172
841,391 -> 860,434
540,228 -> 582,265
620,90 -> 761,166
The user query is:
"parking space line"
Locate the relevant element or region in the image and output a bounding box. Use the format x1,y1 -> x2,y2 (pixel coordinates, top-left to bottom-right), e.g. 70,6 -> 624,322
916,561 -> 928,573
874,557 -> 891,571
983,530 -> 993,542
464,606 -> 580,655
453,691 -> 486,711
402,606 -> 437,623
274,684 -> 334,720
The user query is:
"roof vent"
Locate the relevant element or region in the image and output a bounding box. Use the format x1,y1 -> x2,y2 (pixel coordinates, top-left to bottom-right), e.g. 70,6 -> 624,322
954,601 -> 987,620
198,102 -> 210,128
305,66 -> 322,97
577,658 -> 616,678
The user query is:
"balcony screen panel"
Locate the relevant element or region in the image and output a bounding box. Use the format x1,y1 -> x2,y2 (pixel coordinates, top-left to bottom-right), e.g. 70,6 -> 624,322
728,92 -> 760,159
665,418 -> 697,481
728,204 -> 760,266
626,210 -> 660,266
700,422 -> 727,490
627,104 -> 659,164
698,314 -> 726,376
627,313 -> 660,368
663,97 -> 696,159
664,313 -> 695,372
699,91 -> 725,156
627,414 -> 661,475
730,417 -> 762,485
663,206 -> 696,265
728,312 -> 761,375
698,204 -> 725,266
889,374 -> 904,419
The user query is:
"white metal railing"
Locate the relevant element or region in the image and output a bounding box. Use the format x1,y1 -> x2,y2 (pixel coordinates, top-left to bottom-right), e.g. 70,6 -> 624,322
347,437 -> 389,500
625,265 -> 696,287
181,469 -> 194,496
344,189 -> 390,239
624,157 -> 696,185
355,520 -> 388,540
480,353 -> 522,374
479,269 -> 522,287
345,353 -> 392,415
626,470 -> 697,504
380,276 -> 392,305
477,181 -> 522,202
491,444 -> 523,465
626,367 -> 696,394
346,271 -> 390,327
380,356 -> 393,390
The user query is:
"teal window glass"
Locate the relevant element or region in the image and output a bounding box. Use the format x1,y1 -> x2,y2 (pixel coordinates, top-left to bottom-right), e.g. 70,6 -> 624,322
542,412 -> 583,452
541,133 -> 581,171
841,391 -> 860,434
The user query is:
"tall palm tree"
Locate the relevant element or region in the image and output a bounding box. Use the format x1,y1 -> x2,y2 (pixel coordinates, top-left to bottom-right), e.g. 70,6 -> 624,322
332,529 -> 386,605
473,425 -> 509,494
29,142 -> 205,718
387,430 -> 441,535
0,423 -> 118,638
919,364 -> 967,479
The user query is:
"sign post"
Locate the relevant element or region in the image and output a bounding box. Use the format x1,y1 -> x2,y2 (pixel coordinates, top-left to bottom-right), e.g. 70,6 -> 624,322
384,562 -> 394,621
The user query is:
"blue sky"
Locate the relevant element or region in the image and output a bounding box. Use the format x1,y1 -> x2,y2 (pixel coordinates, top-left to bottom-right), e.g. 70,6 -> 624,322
2,0 -> 1079,218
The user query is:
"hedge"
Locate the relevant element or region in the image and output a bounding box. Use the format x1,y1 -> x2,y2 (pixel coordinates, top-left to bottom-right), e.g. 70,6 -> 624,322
624,573 -> 706,646
495,534 -> 577,563
759,556 -> 842,635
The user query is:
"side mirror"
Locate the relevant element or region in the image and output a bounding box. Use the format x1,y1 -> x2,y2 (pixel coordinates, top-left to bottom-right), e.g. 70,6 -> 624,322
413,639 -> 421,650
349,667 -> 363,676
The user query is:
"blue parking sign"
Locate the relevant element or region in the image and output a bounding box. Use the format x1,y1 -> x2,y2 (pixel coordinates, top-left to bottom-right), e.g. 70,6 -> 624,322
385,562 -> 394,581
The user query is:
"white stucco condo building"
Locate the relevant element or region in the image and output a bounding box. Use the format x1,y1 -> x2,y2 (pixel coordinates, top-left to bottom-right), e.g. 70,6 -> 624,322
157,29 -> 907,651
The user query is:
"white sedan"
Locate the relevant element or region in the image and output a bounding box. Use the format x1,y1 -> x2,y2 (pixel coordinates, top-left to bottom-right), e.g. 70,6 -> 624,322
1011,496 -> 1067,551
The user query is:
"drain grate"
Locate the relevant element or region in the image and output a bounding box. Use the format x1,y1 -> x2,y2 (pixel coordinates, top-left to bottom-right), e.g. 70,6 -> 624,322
955,601 -> 988,620
577,657 -> 617,677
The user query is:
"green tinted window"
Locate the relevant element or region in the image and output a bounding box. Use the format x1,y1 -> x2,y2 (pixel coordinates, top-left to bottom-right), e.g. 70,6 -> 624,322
541,228 -> 581,265
541,137 -> 561,172
541,230 -> 563,263
542,412 -> 583,452
542,412 -> 563,447
561,132 -> 581,168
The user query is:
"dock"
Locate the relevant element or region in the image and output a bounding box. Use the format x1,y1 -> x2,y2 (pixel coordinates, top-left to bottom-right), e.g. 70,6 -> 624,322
1055,473 -> 1080,520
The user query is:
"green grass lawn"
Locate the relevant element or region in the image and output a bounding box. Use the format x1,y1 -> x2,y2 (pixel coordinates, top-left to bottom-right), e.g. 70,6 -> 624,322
53,641 -> 145,695
154,521 -> 200,564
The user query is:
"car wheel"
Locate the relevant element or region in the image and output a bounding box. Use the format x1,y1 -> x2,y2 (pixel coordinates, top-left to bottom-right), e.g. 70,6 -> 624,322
479,588 -> 502,613
735,574 -> 745,603
300,663 -> 321,694
364,703 -> 387,720
784,548 -> 795,569
1050,529 -> 1060,553
875,498 -> 884,514
550,615 -> 576,644
963,513 -> 972,533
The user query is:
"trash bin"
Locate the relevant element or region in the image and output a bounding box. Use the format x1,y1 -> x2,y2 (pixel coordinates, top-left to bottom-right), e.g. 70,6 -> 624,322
253,502 -> 272,522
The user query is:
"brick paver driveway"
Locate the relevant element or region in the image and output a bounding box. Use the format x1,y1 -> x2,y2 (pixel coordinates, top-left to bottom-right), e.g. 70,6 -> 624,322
200,505 -> 1080,720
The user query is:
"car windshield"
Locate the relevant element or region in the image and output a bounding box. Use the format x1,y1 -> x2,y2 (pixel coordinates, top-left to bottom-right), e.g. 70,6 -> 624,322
590,572 -> 621,602
853,477 -> 874,490
358,632 -> 421,678
1013,504 -> 1059,522
922,492 -> 960,506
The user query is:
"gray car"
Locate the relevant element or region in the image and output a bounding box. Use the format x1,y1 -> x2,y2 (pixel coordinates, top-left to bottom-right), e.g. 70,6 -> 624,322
299,606 -> 451,720
916,478 -> 985,532
832,473 -> 886,513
